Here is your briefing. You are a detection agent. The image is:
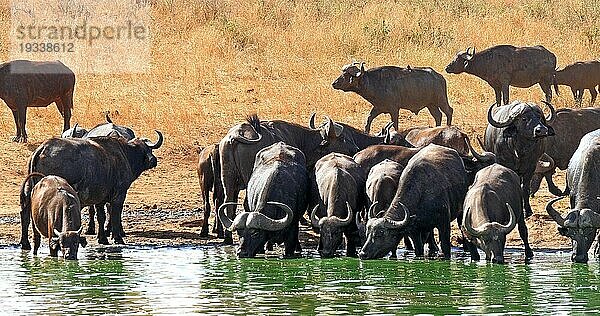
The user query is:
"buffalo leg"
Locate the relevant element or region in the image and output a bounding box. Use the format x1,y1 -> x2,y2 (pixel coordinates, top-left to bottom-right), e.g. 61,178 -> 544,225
56,98 -> 72,132
590,88 -> 598,106
86,206 -> 96,235
493,87 -> 503,106
17,106 -> 28,143
522,177 -> 533,218
517,216 -> 534,261
411,233 -> 425,258
110,198 -> 126,244
545,173 -> 564,196
438,224 -> 452,260
539,81 -> 552,104
570,87 -> 578,104
283,224 -> 300,258
223,187 -> 241,245
49,239 -> 58,257
344,230 -> 358,258
439,102 -> 453,126
200,189 -> 211,237
96,204 -> 109,244
364,107 -> 381,134
10,109 -> 22,141
403,235 -> 414,250
426,231 -> 439,254
20,207 -> 31,250
33,230 -> 41,255
502,84 -> 510,105
427,106 -> 443,126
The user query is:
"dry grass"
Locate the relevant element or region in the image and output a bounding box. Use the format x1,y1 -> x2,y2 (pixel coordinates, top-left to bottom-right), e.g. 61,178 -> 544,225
0,0 -> 599,153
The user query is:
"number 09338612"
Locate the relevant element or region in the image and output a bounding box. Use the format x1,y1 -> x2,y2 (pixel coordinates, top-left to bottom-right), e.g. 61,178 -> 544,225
19,42 -> 75,53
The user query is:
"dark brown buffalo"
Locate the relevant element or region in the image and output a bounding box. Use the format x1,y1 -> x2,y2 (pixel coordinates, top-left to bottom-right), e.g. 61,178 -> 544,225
530,108 -> 600,196
20,173 -> 86,260
20,131 -> 163,248
0,60 -> 75,142
383,123 -> 470,155
446,45 -> 558,105
197,143 -> 224,238
484,101 -> 556,217
554,61 -> 600,106
462,164 -> 533,264
353,145 -> 421,174
546,129 -> 600,263
332,63 -> 452,133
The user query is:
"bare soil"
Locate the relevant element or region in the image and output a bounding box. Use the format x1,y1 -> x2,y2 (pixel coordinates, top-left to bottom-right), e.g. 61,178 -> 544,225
0,139 -> 570,252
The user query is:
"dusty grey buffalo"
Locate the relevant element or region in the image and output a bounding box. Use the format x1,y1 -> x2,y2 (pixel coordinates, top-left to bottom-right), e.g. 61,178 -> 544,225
462,164 -> 533,264
218,142 -> 308,258
197,144 -> 224,238
0,60 -> 75,143
530,108 -> 600,196
20,131 -> 163,248
554,60 -> 600,106
310,153 -> 365,257
219,114 -> 389,244
359,144 -> 470,259
20,173 -> 87,260
484,101 -> 556,217
332,63 -> 453,133
546,129 -> 600,263
445,45 -> 558,105
61,123 -> 88,138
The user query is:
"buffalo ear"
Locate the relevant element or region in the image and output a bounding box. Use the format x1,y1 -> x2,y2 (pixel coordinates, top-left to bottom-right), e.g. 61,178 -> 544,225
547,126 -> 556,136
50,237 -> 59,250
79,236 -> 87,248
502,125 -> 518,138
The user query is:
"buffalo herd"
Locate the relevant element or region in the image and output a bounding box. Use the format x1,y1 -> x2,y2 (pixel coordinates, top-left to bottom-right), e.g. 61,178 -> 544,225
11,44 -> 600,263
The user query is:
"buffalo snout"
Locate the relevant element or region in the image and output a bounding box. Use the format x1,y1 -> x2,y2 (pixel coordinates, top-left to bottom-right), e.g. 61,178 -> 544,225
533,124 -> 550,138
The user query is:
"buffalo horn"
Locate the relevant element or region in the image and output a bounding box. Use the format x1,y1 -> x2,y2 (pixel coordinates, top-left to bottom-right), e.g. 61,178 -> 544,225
498,203 -> 517,234
144,130 -> 164,149
53,228 -> 61,237
330,202 -> 354,227
309,113 -> 318,130
246,201 -> 294,231
383,201 -> 410,229
487,103 -> 514,128
463,207 -> 484,237
546,196 -> 566,227
310,205 -> 320,228
218,202 -> 242,231
541,101 -> 556,124
368,201 -> 379,219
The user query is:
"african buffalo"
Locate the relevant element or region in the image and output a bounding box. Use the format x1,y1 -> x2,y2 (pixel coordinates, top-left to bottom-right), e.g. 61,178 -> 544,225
383,124 -> 469,155
554,60 -> 600,106
462,164 -> 533,264
546,129 -> 600,263
445,45 -> 558,105
20,131 -> 163,248
61,123 -> 88,138
20,173 -> 86,260
218,142 -> 308,258
530,108 -> 600,196
310,153 -> 365,257
484,101 -> 556,217
332,63 -> 453,133
219,114 -> 388,244
85,113 -> 136,140
197,143 -> 224,238
0,60 -> 75,142
359,144 -> 470,259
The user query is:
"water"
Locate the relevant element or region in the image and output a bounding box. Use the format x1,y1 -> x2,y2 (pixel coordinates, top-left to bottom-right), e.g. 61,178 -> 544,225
1,246 -> 599,315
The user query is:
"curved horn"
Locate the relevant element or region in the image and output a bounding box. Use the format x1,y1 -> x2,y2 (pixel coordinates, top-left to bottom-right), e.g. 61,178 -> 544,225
309,113 -> 318,129
466,138 -> 485,161
310,204 -> 320,228
546,196 -> 566,227
465,47 -> 474,60
355,210 -> 365,227
476,135 -> 486,151
144,130 -> 164,149
247,201 -> 294,231
105,112 -> 113,123
368,201 -> 379,219
383,201 -> 410,229
53,228 -> 61,237
77,226 -> 83,235
541,101 -> 556,124
498,203 -> 517,234
330,202 -> 354,227
217,202 -> 241,231
487,103 -> 514,128
462,207 -> 485,237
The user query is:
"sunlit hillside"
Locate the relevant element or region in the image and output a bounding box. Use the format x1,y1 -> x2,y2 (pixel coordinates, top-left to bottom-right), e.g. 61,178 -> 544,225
0,0 -> 599,154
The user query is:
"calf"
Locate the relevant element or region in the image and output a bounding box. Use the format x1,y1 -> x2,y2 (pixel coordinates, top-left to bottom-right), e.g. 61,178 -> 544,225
554,60 -> 600,106
197,144 -> 224,237
21,173 -> 86,260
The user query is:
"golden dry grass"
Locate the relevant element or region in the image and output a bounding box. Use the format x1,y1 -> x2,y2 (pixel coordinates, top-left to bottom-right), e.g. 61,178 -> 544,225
0,0 -> 598,154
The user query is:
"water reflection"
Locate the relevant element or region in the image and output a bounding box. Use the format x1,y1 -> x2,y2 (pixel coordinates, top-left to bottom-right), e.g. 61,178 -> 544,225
0,246 -> 600,315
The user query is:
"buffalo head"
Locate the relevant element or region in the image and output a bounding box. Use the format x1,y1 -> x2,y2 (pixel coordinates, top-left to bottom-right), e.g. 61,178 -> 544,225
487,101 -> 556,139
127,131 -> 164,171
358,201 -> 409,259
445,47 -> 475,74
546,196 -> 600,263
311,202 -> 354,258
51,226 -> 87,260
332,62 -> 365,92
462,204 -> 516,264
61,123 -> 88,138
308,114 -> 360,160
218,201 -> 294,258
